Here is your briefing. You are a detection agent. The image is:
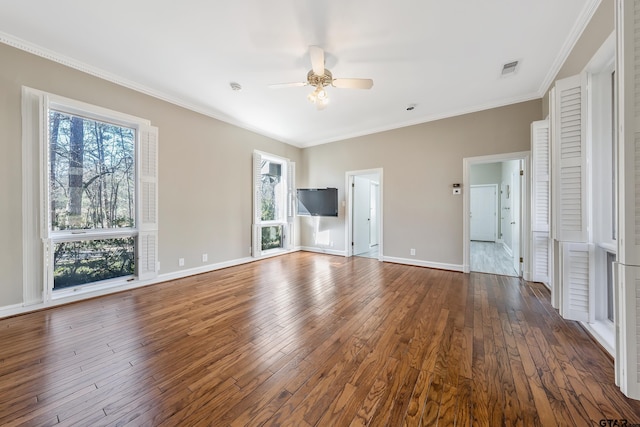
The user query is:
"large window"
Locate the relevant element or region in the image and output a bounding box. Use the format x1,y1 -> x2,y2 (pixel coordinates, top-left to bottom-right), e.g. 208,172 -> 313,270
591,59 -> 616,328
22,88 -> 158,302
253,151 -> 294,256
48,109 -> 137,289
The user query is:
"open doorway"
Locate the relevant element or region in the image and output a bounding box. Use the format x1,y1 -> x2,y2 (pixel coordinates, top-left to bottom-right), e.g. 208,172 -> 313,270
346,169 -> 383,260
463,152 -> 530,277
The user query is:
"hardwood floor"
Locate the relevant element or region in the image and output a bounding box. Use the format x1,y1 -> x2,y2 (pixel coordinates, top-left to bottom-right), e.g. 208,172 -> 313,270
1,252 -> 640,426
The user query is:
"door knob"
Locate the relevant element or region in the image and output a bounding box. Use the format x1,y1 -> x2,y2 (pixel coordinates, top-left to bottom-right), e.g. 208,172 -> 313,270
511,221 -> 516,224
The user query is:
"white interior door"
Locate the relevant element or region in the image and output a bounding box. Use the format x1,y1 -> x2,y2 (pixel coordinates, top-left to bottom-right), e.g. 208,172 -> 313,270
353,176 -> 371,254
511,169 -> 521,275
470,185 -> 497,242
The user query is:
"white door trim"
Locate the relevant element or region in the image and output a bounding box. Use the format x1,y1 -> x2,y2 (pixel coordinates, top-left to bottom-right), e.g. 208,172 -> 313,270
463,152 -> 531,278
346,168 -> 383,260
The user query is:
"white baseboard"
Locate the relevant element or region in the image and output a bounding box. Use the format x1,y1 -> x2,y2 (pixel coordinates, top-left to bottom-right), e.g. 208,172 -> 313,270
0,249 -> 466,318
383,256 -> 464,272
157,256 -> 256,283
300,246 -> 347,257
0,250 -> 301,319
0,303 -> 27,318
581,320 -> 615,358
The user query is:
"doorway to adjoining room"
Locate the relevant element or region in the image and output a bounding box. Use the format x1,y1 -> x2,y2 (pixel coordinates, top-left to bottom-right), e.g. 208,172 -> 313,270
346,169 -> 382,260
468,160 -> 523,277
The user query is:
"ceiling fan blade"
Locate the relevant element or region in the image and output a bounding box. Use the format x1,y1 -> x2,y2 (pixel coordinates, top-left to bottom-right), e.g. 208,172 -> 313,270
268,82 -> 308,89
332,78 -> 374,89
309,45 -> 325,76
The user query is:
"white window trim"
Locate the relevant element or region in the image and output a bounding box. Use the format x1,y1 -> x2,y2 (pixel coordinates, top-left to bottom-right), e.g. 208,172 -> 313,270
22,87 -> 158,305
584,33 -> 616,351
252,150 -> 295,258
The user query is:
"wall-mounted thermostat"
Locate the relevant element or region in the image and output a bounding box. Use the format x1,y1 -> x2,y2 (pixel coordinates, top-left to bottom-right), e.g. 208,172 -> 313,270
452,183 -> 461,195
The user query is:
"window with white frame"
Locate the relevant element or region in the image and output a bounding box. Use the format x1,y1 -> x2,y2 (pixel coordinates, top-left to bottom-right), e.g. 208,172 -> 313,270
590,56 -> 616,328
252,151 -> 294,256
22,88 -> 158,302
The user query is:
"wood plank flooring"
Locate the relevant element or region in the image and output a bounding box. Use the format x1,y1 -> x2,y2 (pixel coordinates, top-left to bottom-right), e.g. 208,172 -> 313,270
1,251 -> 640,426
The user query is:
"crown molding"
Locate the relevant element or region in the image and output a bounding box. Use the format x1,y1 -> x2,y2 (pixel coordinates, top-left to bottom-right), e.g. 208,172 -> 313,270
297,92 -> 542,148
538,0 -> 603,96
0,31 -> 301,147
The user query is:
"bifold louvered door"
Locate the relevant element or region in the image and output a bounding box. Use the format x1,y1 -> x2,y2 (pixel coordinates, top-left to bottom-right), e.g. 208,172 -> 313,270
138,125 -> 159,280
531,120 -> 551,284
554,74 -> 588,244
560,242 -> 594,323
616,0 -> 640,399
553,73 -> 589,322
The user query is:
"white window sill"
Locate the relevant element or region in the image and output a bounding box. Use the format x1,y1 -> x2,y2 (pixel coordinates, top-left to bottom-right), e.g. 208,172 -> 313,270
52,275 -> 135,300
582,319 -> 615,358
597,242 -> 617,253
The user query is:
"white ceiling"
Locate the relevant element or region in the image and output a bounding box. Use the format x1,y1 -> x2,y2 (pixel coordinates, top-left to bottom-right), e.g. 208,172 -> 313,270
0,0 -> 599,148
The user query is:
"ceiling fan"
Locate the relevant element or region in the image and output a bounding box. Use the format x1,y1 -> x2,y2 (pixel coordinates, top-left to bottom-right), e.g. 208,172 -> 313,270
269,46 -> 374,110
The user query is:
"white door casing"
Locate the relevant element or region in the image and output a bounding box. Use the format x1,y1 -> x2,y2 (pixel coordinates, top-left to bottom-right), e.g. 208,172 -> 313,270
462,152 -> 530,278
353,175 -> 371,254
512,168 -> 522,276
370,182 -> 379,246
345,169 -> 383,260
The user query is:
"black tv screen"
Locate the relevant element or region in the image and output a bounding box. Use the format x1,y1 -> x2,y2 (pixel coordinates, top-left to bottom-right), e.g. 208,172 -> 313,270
297,188 -> 338,217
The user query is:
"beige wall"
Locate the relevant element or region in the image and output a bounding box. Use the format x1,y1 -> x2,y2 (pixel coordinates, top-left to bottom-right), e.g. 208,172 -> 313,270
0,43 -> 301,306
301,100 -> 542,266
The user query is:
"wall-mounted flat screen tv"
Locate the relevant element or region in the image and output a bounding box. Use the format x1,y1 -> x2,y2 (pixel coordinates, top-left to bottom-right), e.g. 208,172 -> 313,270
297,188 -> 338,217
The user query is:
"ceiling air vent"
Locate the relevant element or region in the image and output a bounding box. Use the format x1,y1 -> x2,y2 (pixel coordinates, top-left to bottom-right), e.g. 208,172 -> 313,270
501,61 -> 519,76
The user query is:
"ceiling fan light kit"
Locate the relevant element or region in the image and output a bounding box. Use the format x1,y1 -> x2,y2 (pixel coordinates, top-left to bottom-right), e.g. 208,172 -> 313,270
269,45 -> 373,110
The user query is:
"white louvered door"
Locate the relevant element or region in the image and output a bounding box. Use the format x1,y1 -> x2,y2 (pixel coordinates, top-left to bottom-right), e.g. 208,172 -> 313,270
615,0 -> 640,399
560,242 -> 594,323
554,74 -> 588,244
531,120 -> 551,284
553,73 -> 590,322
138,125 -> 159,280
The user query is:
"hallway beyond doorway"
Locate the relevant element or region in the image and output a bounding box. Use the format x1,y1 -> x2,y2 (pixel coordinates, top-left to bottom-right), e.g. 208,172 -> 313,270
470,241 -> 518,277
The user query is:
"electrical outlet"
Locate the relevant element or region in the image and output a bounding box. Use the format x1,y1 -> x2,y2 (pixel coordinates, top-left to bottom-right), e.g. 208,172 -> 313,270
178,258 -> 185,267
410,248 -> 416,256
202,253 -> 208,263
